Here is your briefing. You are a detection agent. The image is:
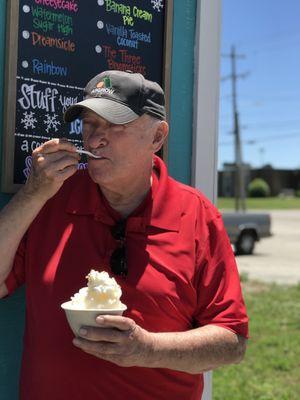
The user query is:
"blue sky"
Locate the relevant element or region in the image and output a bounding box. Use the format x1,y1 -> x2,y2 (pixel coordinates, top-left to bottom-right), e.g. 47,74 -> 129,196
218,0 -> 300,170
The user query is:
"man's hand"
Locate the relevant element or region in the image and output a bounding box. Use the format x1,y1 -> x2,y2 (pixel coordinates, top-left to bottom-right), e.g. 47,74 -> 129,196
25,138 -> 80,201
72,318 -> 247,373
73,315 -> 154,368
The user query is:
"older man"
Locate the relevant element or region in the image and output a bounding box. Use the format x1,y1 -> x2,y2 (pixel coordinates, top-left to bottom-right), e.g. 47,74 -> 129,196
0,70 -> 248,400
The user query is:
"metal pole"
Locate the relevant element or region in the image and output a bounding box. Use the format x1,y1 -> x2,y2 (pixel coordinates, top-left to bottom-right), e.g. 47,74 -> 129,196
230,46 -> 246,211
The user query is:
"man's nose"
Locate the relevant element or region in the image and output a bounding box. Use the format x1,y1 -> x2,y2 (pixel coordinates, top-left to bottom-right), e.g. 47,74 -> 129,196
87,127 -> 109,148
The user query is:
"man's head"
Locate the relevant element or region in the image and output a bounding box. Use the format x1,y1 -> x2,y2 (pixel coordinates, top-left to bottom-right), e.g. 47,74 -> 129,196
64,71 -> 168,190
64,70 -> 166,124
80,110 -> 167,188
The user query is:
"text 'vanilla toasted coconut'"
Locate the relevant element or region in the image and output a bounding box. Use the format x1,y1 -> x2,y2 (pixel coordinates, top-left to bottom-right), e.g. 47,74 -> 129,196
70,270 -> 125,310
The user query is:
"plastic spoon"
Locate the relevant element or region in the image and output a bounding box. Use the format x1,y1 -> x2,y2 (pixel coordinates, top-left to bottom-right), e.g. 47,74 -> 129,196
76,149 -> 102,159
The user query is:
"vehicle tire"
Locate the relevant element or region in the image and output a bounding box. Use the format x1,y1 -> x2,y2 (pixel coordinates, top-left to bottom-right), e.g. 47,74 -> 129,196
236,232 -> 256,255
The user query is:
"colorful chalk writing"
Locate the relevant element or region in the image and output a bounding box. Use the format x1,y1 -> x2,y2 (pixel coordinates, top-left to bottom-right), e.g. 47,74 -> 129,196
31,32 -> 76,51
31,6 -> 73,25
105,1 -> 131,17
34,0 -> 79,13
18,84 -> 58,112
69,119 -> 83,135
104,0 -> 153,26
102,45 -> 146,74
59,94 -> 78,112
105,23 -> 151,49
31,6 -> 74,35
32,58 -> 68,76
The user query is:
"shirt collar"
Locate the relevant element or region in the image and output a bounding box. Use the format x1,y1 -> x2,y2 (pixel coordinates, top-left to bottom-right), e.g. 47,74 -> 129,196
65,156 -> 181,232
65,170 -> 113,225
144,156 -> 181,232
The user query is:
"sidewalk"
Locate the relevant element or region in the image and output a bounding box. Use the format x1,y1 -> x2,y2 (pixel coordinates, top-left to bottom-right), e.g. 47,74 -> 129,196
235,210 -> 300,285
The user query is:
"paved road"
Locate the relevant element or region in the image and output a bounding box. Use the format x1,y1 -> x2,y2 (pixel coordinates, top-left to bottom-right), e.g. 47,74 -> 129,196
235,210 -> 300,285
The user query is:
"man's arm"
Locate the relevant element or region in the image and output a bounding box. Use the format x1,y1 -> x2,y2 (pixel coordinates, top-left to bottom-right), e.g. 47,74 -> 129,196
72,315 -> 247,374
0,186 -> 48,296
148,324 -> 247,373
0,139 -> 79,297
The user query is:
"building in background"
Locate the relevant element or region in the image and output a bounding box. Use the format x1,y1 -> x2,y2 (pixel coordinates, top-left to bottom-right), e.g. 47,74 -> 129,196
218,164 -> 300,197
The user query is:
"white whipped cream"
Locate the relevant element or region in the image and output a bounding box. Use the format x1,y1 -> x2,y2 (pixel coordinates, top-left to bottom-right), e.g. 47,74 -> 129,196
70,270 -> 124,310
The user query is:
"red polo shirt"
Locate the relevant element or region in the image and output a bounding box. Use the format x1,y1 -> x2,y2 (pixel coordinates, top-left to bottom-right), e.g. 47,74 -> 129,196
6,156 -> 248,400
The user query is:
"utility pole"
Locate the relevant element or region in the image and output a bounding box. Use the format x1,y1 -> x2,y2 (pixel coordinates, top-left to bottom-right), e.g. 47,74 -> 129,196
222,46 -> 248,212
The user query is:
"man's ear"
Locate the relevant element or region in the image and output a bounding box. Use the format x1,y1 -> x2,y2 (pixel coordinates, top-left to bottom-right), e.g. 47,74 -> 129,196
152,121 -> 169,152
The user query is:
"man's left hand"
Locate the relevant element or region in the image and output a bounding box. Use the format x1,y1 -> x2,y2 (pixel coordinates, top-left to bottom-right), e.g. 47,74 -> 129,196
72,315 -> 154,367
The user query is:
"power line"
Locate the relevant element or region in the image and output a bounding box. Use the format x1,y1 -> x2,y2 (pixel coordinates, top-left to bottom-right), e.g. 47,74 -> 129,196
223,29 -> 300,52
249,41 -> 300,56
219,132 -> 300,146
221,119 -> 300,130
220,94 -> 300,104
246,132 -> 300,143
244,120 -> 300,129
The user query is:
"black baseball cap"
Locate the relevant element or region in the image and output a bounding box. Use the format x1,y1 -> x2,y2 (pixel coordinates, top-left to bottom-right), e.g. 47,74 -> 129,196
64,70 -> 166,124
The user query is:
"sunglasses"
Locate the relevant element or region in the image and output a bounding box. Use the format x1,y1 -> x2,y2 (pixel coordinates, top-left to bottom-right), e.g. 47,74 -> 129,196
110,219 -> 128,277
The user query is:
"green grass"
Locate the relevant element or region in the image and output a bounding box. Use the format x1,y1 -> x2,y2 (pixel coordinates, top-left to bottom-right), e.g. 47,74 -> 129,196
217,197 -> 300,210
213,281 -> 300,400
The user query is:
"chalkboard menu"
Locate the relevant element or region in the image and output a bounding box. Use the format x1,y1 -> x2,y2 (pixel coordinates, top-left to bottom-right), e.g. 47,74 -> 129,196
2,0 -> 173,192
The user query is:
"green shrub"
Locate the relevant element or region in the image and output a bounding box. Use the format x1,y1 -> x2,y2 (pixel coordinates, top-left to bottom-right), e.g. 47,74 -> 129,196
248,178 -> 271,198
296,190 -> 300,198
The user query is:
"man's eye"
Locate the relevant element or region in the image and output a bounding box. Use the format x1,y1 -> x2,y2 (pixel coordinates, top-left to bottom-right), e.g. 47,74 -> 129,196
108,122 -> 119,129
83,125 -> 93,134
83,121 -> 94,129
111,124 -> 125,131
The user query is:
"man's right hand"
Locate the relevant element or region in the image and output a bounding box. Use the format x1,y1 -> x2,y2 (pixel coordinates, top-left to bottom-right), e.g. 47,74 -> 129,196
25,138 -> 80,201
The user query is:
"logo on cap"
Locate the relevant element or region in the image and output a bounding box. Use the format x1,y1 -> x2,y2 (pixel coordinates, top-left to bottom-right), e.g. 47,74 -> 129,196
91,76 -> 114,97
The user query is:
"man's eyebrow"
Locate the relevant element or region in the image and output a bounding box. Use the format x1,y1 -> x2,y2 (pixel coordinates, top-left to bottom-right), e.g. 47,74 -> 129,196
81,115 -> 98,123
80,110 -> 94,119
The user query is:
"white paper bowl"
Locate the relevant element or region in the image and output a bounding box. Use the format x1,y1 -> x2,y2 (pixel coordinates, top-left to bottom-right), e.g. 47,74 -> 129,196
61,301 -> 127,336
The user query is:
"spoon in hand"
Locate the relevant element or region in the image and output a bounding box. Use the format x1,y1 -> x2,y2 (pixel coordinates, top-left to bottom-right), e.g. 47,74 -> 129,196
76,149 -> 102,159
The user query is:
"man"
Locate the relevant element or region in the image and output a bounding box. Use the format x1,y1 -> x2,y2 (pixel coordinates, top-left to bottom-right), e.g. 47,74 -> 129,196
0,70 -> 248,400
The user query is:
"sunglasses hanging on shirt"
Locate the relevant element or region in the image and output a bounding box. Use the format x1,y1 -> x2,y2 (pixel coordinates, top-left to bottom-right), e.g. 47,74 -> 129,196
110,219 -> 128,277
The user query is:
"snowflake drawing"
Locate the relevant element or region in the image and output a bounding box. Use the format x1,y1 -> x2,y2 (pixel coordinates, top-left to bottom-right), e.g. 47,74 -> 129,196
44,113 -> 61,133
21,111 -> 37,130
151,0 -> 164,12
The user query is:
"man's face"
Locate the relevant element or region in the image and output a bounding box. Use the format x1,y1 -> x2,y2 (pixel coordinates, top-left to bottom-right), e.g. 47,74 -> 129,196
81,110 -> 159,188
